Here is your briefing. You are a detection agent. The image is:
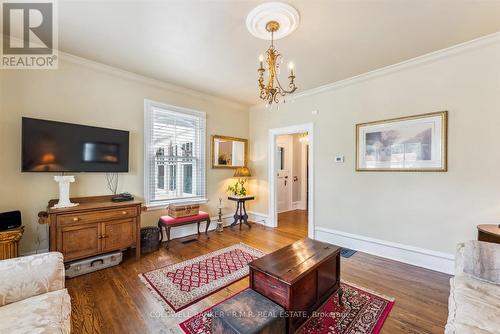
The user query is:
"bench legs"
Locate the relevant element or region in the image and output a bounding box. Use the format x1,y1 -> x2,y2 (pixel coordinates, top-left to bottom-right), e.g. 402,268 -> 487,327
166,226 -> 171,249
157,220 -> 172,249
159,218 -> 211,250
196,218 -> 211,236
205,217 -> 211,235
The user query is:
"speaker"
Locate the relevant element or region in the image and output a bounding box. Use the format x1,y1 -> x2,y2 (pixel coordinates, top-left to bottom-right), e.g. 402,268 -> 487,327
0,211 -> 22,231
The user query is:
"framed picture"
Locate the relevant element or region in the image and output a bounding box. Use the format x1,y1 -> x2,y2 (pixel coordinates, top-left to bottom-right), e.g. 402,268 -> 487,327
356,111 -> 448,172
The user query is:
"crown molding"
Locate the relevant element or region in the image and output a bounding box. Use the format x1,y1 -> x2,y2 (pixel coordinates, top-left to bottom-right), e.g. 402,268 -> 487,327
57,51 -> 249,111
251,31 -> 500,110
6,36 -> 249,110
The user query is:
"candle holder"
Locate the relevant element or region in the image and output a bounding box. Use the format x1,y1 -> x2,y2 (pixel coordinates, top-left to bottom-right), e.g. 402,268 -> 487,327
216,198 -> 224,232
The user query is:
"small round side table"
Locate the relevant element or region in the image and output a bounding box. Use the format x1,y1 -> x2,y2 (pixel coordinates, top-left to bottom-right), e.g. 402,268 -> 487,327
477,224 -> 500,244
0,226 -> 24,260
228,195 -> 254,229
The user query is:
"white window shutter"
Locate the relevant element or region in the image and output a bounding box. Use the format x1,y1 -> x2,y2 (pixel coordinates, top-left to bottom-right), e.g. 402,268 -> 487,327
144,100 -> 206,206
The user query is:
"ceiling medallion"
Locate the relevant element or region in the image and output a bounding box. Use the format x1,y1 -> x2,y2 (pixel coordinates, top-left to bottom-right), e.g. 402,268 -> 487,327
246,2 -> 300,108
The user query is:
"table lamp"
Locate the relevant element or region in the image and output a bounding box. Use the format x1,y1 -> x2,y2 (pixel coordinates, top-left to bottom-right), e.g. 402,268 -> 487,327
233,166 -> 251,178
228,167 -> 251,196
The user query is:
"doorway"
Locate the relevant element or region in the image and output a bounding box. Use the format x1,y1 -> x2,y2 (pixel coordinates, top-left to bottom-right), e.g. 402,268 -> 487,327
276,133 -> 309,237
268,123 -> 314,239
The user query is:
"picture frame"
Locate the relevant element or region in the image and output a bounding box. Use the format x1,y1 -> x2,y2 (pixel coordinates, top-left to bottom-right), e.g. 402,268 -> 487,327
211,135 -> 248,169
356,111 -> 448,172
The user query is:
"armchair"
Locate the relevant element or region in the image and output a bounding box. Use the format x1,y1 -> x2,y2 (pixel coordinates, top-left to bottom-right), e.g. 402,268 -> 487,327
0,252 -> 71,333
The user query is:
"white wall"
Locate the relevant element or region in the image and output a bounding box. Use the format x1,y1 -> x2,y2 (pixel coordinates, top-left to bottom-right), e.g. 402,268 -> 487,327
0,53 -> 248,254
249,34 -> 500,263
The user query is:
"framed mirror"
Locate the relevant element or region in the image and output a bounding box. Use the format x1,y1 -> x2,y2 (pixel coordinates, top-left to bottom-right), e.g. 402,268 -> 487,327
211,135 -> 248,169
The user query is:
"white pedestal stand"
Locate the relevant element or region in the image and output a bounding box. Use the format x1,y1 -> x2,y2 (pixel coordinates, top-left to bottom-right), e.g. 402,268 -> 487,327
51,176 -> 79,209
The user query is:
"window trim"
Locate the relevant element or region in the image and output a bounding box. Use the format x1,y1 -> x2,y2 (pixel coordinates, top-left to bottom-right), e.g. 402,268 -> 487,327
143,99 -> 207,208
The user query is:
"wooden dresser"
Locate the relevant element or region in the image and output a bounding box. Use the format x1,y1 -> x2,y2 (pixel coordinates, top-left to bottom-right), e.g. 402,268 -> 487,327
39,195 -> 142,262
248,238 -> 342,333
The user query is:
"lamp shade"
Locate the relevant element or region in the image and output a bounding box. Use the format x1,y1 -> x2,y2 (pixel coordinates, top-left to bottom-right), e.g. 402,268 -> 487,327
233,166 -> 251,178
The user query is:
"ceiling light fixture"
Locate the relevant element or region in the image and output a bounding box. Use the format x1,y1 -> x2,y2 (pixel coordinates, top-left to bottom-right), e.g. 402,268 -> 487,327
298,133 -> 309,143
246,2 -> 300,109
257,20 -> 297,107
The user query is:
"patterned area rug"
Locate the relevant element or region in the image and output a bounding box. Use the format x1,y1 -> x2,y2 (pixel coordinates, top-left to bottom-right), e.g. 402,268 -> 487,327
140,243 -> 264,312
180,283 -> 394,334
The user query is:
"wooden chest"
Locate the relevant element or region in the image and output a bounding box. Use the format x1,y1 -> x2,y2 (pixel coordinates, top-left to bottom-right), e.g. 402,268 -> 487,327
248,238 -> 341,333
167,204 -> 200,218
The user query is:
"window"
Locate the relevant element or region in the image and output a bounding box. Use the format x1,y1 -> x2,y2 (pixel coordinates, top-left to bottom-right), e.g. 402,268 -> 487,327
144,100 -> 206,207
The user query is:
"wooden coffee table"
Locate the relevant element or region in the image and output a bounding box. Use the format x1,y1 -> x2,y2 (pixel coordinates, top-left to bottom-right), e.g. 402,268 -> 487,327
248,238 -> 342,333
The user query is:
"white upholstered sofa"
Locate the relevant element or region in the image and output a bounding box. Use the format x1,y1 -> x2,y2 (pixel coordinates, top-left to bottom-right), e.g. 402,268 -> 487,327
0,252 -> 71,333
445,242 -> 500,334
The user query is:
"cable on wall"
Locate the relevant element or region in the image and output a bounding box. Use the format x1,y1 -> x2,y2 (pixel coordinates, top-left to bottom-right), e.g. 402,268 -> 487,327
106,173 -> 119,195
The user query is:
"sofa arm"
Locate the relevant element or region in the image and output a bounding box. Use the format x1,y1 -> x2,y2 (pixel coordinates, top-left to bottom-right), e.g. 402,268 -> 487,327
0,252 -> 65,307
454,243 -> 465,276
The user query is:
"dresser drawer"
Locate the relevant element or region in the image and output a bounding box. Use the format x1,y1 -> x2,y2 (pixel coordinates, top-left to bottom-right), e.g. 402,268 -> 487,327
57,207 -> 137,225
252,270 -> 289,308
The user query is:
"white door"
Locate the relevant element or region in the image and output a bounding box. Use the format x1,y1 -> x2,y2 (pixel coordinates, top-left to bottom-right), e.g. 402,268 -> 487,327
276,136 -> 292,213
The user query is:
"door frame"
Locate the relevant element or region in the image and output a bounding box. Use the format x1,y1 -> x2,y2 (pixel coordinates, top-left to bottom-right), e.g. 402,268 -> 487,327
299,140 -> 308,210
276,134 -> 293,213
268,123 -> 314,239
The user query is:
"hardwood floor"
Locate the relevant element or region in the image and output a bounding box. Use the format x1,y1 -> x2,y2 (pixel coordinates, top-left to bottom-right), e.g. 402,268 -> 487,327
278,210 -> 308,236
66,217 -> 451,334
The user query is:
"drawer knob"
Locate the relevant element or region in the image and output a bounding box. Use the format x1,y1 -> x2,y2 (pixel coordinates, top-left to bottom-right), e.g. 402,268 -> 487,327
73,217 -> 80,222
122,211 -> 127,215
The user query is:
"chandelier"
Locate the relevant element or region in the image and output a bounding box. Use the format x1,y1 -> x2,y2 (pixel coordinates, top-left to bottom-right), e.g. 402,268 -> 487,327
257,20 -> 297,107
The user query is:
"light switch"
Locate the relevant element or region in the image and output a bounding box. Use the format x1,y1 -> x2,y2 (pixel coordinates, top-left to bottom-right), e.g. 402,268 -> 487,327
335,155 -> 344,163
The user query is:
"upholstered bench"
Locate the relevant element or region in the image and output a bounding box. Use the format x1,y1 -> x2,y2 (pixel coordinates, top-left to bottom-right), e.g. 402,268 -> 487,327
158,211 -> 211,249
211,289 -> 286,334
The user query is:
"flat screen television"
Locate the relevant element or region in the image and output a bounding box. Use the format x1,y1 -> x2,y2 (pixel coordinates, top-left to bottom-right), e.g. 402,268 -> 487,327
22,117 -> 129,172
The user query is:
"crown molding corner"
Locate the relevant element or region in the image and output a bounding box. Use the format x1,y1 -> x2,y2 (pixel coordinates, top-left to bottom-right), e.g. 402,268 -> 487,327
250,31 -> 500,108
57,51 -> 250,111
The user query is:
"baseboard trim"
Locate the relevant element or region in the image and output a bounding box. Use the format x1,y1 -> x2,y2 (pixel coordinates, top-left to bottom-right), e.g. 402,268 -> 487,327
292,201 -> 307,210
163,213 -> 269,240
315,226 -> 455,274
248,211 -> 268,226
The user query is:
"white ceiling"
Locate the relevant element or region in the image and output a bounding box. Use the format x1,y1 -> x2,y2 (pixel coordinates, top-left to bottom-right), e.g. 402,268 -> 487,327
56,0 -> 500,105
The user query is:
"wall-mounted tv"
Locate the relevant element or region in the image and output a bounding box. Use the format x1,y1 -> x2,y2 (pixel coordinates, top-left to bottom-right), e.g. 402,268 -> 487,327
22,117 -> 129,172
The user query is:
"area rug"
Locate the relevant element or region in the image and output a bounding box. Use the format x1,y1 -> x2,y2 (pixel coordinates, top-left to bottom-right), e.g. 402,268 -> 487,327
140,243 -> 264,312
179,282 -> 395,334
